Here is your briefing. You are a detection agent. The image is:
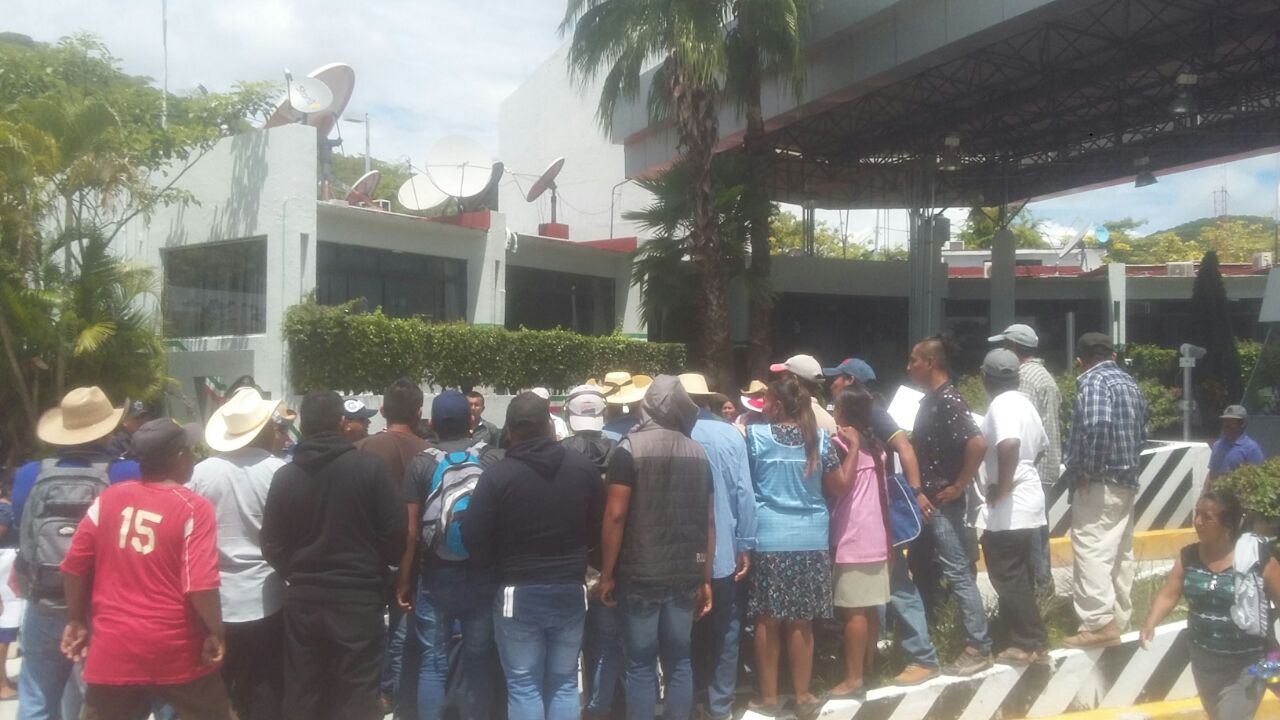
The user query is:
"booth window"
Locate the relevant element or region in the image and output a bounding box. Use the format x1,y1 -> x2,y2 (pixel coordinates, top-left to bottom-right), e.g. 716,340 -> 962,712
317,242 -> 467,321
163,237 -> 268,337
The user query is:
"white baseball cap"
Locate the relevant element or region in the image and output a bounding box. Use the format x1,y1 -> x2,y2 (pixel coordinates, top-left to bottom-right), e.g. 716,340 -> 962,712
988,324 -> 1039,349
769,354 -> 823,383
565,385 -> 607,433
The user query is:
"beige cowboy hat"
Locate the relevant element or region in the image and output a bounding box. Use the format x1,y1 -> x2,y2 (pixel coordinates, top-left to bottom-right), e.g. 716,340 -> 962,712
678,373 -> 715,398
37,386 -> 126,446
590,372 -> 653,406
205,387 -> 284,453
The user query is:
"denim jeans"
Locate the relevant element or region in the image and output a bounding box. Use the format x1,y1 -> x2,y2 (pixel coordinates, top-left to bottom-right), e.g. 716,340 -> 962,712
618,585 -> 695,720
381,603 -> 407,702
18,603 -> 82,720
583,598 -> 624,717
887,545 -> 939,669
909,501 -> 991,654
414,565 -> 498,720
692,577 -> 741,720
493,584 -> 587,720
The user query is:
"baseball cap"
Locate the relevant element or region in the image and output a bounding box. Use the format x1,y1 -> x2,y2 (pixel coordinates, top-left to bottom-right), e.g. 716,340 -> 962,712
988,324 -> 1039,349
132,418 -> 200,473
342,398 -> 377,421
822,358 -> 876,383
1076,332 -> 1115,358
565,385 -> 607,433
506,391 -> 551,432
1221,405 -> 1248,421
124,399 -> 151,420
769,355 -> 823,383
431,390 -> 471,426
981,348 -> 1021,380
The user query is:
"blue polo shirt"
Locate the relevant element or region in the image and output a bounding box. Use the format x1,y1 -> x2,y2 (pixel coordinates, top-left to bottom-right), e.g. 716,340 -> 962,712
12,446 -> 140,527
1208,433 -> 1265,476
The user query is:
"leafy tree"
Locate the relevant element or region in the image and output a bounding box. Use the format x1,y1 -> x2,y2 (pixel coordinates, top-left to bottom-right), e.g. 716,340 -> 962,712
563,0 -> 736,390
0,34 -> 272,461
958,207 -> 1047,249
1105,230 -> 1202,264
1195,219 -> 1274,263
769,210 -> 849,257
724,0 -> 815,378
1189,251 -> 1243,436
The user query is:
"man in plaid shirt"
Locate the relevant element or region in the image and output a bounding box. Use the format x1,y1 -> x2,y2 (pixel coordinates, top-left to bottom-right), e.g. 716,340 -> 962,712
989,324 -> 1061,596
1062,333 -> 1148,649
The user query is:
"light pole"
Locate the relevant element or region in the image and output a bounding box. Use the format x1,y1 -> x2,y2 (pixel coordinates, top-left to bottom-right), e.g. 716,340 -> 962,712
1180,343 -> 1207,441
344,114 -> 371,174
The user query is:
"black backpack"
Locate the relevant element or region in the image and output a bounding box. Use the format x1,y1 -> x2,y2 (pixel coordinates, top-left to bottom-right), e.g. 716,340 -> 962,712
17,457 -> 110,603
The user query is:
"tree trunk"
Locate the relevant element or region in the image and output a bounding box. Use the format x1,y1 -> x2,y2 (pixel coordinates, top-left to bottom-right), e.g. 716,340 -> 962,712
742,57 -> 775,382
670,67 -> 733,392
0,301 -> 37,427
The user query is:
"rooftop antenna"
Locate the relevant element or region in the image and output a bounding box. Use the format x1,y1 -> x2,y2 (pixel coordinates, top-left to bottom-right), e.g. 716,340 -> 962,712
524,157 -> 566,223
283,69 -> 333,117
263,64 -> 353,199
426,136 -> 495,201
396,173 -> 450,214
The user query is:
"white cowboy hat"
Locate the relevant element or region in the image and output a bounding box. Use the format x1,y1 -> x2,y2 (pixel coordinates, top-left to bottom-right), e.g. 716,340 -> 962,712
37,386 -> 125,446
205,387 -> 283,453
678,373 -> 714,398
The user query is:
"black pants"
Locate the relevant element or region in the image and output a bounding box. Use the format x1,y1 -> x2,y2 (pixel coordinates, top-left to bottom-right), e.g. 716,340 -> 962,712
282,600 -> 385,720
224,612 -> 284,720
981,528 -> 1047,652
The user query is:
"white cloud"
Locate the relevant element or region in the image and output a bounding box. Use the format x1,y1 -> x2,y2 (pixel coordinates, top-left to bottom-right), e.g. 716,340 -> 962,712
7,0 -> 566,165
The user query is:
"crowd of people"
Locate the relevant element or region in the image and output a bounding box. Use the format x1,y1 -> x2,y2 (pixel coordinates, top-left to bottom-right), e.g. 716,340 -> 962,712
2,325 -> 1277,720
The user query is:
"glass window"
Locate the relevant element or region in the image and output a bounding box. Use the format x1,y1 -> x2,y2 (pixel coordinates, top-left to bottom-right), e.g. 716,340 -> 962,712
163,238 -> 267,337
505,266 -> 616,335
316,242 -> 467,322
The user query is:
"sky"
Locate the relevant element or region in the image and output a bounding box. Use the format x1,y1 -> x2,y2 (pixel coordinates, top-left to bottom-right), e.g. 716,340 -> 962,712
9,0 -> 1280,249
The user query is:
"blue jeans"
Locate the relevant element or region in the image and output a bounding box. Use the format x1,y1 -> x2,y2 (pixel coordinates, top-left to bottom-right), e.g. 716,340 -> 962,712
18,603 -> 82,720
381,603 -> 407,702
583,598 -> 624,716
618,586 -> 695,720
887,546 -> 940,669
493,584 -> 587,720
692,577 -> 741,720
414,565 -> 498,720
911,502 -> 991,654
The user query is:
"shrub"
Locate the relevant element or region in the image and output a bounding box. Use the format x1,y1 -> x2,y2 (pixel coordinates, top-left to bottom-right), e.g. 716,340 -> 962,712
1123,344 -> 1178,385
1215,457 -> 1280,520
960,372 -> 1179,438
283,301 -> 686,394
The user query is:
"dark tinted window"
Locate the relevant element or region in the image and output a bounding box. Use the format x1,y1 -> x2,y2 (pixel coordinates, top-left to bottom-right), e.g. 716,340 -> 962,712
317,242 -> 467,321
163,238 -> 267,337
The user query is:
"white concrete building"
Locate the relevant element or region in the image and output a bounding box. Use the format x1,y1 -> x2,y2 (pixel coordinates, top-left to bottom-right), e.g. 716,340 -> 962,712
116,124 -> 643,408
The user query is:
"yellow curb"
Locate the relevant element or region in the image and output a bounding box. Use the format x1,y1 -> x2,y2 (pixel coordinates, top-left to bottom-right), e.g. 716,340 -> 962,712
975,528 -> 1196,572
1027,693 -> 1279,719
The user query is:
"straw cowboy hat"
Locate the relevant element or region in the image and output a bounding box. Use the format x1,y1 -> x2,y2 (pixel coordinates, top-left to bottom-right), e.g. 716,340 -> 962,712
591,372 -> 653,406
205,387 -> 284,453
678,373 -> 715,398
37,386 -> 126,446
739,379 -> 768,413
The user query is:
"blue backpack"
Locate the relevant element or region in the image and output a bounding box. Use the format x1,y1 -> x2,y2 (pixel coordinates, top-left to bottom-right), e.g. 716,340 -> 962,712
420,442 -> 487,561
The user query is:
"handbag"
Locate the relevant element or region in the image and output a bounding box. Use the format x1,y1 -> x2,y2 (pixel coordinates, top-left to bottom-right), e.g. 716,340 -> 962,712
887,472 -> 924,548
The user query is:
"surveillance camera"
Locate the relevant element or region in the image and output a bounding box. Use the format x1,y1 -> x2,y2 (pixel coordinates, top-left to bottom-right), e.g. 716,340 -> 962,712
1179,343 -> 1207,360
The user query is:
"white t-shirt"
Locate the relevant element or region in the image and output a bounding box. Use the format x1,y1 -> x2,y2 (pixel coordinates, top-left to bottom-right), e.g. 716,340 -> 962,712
189,447 -> 286,623
971,390 -> 1048,532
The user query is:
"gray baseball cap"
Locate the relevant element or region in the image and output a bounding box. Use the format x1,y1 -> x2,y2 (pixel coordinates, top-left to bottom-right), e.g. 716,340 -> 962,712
988,324 -> 1039,349
1220,405 -> 1248,421
132,418 -> 200,472
981,348 -> 1021,380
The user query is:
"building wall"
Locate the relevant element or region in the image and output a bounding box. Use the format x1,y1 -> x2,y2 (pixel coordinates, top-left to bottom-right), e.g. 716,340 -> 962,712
497,42 -> 654,243
115,124 -> 319,407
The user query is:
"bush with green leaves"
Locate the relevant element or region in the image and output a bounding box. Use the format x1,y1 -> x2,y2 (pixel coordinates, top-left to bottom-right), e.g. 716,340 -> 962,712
1123,344 -> 1178,385
1214,457 -> 1280,520
957,371 -> 1180,438
283,301 -> 686,394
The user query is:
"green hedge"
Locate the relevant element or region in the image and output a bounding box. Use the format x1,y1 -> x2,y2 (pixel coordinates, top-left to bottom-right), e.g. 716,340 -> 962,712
1215,457 -> 1280,520
283,301 -> 686,394
957,372 -> 1181,438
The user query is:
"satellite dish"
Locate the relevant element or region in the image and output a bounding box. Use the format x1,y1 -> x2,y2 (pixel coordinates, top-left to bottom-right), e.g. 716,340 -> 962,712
262,63 -> 354,135
1094,225 -> 1110,245
397,174 -> 449,212
525,157 -> 566,223
427,136 -> 493,199
345,170 -> 381,206
285,71 -> 333,115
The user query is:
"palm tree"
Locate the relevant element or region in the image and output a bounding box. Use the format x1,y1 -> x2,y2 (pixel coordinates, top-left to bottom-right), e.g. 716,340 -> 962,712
563,0 -> 737,390
725,0 -> 815,377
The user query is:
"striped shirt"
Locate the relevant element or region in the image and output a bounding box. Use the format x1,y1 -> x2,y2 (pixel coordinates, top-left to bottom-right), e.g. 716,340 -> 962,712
1182,544 -> 1266,656
1019,359 -> 1062,484
1063,361 -> 1147,488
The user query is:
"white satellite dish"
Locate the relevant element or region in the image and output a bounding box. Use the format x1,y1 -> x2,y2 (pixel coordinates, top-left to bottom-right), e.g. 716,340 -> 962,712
285,70 -> 333,115
397,174 -> 449,212
345,170 -> 381,206
262,63 -> 354,135
427,136 -> 493,199
525,157 -> 566,223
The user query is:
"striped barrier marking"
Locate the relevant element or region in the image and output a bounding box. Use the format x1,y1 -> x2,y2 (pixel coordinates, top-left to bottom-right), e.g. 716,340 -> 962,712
1032,693 -> 1280,719
956,666 -> 1027,720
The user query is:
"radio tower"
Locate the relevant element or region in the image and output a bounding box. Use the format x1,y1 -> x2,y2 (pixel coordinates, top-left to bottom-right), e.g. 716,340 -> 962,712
1213,186 -> 1230,217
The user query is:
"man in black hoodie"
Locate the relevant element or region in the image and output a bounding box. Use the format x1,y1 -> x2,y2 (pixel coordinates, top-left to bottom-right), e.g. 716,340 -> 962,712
261,390 -> 406,720
463,392 -> 604,720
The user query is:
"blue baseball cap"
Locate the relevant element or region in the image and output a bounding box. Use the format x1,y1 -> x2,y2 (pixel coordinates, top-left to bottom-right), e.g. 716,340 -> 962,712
822,358 -> 876,384
431,390 -> 471,425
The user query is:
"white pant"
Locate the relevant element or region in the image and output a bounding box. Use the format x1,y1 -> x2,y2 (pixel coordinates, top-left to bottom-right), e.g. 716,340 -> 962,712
1070,481 -> 1137,631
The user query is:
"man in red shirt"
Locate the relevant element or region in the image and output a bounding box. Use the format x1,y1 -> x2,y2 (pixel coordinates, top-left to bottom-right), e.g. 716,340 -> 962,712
60,419 -> 231,720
